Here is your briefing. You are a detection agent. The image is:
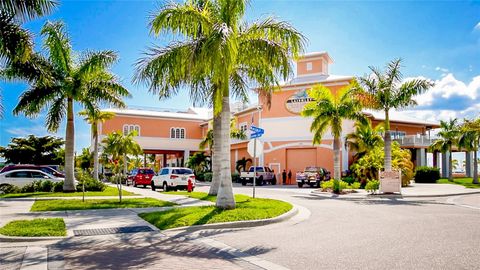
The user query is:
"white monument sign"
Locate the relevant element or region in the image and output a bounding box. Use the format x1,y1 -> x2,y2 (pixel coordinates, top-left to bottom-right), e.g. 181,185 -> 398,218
379,170 -> 402,194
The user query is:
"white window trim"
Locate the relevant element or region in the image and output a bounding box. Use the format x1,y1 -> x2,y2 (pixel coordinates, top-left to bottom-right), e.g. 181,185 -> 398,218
306,62 -> 312,71
170,127 -> 186,139
122,124 -> 141,136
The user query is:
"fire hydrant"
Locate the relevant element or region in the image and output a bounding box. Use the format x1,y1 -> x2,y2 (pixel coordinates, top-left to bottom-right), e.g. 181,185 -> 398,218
187,179 -> 193,193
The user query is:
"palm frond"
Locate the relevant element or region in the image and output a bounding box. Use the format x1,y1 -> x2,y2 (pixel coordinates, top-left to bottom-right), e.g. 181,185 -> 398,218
76,50 -> 118,79
1,0 -> 58,21
0,13 -> 33,63
41,21 -> 72,73
45,96 -> 66,132
13,84 -> 61,116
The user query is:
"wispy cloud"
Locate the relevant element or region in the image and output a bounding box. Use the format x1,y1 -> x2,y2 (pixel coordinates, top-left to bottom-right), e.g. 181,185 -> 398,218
475,22 -> 480,31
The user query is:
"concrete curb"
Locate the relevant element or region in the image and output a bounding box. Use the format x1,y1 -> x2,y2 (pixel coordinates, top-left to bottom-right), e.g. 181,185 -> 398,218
162,204 -> 299,233
0,234 -> 67,243
311,189 -> 480,199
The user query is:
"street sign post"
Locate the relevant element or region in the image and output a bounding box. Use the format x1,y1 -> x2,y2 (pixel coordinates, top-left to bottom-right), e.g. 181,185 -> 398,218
248,125 -> 264,198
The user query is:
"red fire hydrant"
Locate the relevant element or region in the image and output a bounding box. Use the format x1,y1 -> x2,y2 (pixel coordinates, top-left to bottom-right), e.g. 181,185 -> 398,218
187,179 -> 193,193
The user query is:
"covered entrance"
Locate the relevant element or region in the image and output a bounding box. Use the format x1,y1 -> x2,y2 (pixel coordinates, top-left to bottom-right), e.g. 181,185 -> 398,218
286,148 -> 317,185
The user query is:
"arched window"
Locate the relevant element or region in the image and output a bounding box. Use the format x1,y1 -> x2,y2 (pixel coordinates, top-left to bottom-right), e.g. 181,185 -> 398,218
170,128 -> 176,138
123,124 -> 140,136
180,128 -> 185,139
170,127 -> 186,139
134,125 -> 140,136
123,125 -> 129,135
175,128 -> 180,139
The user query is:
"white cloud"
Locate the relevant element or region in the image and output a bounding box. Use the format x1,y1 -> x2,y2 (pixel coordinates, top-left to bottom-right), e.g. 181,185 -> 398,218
475,22 -> 480,31
435,66 -> 449,73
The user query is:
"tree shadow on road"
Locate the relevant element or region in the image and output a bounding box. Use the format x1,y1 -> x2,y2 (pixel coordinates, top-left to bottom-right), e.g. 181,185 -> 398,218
291,194 -> 454,207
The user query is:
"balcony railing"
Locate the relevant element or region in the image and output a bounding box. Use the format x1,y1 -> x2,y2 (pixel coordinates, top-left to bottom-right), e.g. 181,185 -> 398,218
393,135 -> 436,148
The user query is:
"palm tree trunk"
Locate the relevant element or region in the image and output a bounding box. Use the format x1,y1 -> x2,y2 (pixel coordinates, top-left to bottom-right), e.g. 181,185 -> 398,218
384,110 -> 392,172
63,98 -> 76,192
473,143 -> 478,184
216,96 -> 235,209
333,137 -> 341,180
448,146 -> 453,181
209,114 -> 221,196
93,122 -> 99,181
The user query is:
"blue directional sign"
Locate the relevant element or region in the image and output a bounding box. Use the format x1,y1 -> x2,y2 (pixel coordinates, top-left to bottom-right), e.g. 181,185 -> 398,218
250,132 -> 263,139
249,125 -> 264,139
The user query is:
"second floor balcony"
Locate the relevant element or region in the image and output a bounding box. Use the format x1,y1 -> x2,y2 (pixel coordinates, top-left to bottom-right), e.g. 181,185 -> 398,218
393,135 -> 436,148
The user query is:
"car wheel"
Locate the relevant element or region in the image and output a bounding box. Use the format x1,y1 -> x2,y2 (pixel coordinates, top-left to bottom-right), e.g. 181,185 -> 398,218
309,183 -> 315,188
316,181 -> 321,188
256,177 -> 263,186
241,179 -> 247,186
297,182 -> 303,188
151,181 -> 156,191
163,182 -> 168,192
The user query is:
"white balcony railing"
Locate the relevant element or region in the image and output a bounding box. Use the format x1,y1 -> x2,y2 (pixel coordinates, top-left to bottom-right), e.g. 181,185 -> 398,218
393,135 -> 436,148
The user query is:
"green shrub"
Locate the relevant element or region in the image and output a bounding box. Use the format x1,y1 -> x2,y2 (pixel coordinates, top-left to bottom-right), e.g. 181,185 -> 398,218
365,180 -> 380,194
348,182 -> 361,189
0,184 -> 20,194
195,172 -> 205,182
40,180 -> 54,192
321,179 -> 348,193
414,166 -> 440,183
52,181 -> 64,192
21,182 -> 36,193
203,172 -> 213,182
342,176 -> 355,185
76,171 -> 106,192
231,172 -> 240,183
321,179 -> 334,190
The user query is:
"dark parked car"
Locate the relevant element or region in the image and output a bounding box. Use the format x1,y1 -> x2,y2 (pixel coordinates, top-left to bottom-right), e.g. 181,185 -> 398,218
296,166 -> 331,188
0,165 -> 65,178
127,168 -> 155,187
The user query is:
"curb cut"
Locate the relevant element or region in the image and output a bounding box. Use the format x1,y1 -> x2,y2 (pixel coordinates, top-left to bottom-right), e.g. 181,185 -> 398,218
311,190 -> 480,199
163,204 -> 299,233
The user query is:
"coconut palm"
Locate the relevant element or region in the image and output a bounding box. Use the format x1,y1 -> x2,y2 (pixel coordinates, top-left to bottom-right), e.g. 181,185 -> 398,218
353,59 -> 433,171
11,21 -> 130,191
346,119 -> 384,160
134,0 -> 305,209
199,117 -> 247,151
79,109 -> 116,181
302,83 -> 367,180
186,152 -> 211,174
0,0 -> 58,117
458,118 -> 480,184
236,157 -> 252,173
429,119 -> 459,181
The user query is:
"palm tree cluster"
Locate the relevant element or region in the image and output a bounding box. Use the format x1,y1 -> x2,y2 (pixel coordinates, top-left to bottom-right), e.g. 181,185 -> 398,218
134,0 -> 306,209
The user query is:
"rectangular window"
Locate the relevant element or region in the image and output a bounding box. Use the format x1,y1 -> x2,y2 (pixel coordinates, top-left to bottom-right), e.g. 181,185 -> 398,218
306,62 -> 312,71
180,128 -> 185,139
239,122 -> 248,133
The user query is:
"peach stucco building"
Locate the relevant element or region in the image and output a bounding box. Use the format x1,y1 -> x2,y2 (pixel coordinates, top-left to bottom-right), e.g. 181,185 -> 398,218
98,52 -> 439,184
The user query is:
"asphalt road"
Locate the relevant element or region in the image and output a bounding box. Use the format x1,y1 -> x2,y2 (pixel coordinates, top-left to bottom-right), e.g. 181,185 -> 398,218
1,184 -> 479,270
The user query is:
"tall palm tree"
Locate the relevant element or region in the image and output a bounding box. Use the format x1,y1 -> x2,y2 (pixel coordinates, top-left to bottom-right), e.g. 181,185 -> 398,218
79,109 -> 116,181
199,117 -> 246,151
346,119 -> 384,160
134,0 -> 305,209
302,83 -> 367,180
0,0 -> 58,117
11,21 -> 130,191
429,119 -> 459,181
458,117 -> 480,184
354,59 -> 433,171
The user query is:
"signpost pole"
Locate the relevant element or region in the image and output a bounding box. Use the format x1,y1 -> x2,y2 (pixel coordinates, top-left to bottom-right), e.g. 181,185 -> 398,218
253,138 -> 256,198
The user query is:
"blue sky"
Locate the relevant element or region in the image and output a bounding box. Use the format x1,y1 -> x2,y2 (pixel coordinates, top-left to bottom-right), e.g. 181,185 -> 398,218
1,0 -> 479,155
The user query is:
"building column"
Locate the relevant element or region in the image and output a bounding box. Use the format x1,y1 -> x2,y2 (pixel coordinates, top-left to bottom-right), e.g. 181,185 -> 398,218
183,150 -> 190,167
342,137 -> 349,173
465,151 -> 473,177
441,151 -> 450,178
163,154 -> 167,168
416,148 -> 426,167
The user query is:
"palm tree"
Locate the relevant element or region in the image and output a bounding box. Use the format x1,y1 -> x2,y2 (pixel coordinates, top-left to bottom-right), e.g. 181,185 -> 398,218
346,119 -> 384,160
102,131 -> 142,202
79,109 -> 116,181
200,117 -> 246,151
186,152 -> 211,174
236,157 -> 252,173
0,0 -> 58,117
452,159 -> 459,170
134,0 -> 305,209
458,118 -> 480,184
11,21 -> 130,191
354,59 -> 433,171
429,119 -> 459,181
302,83 -> 367,180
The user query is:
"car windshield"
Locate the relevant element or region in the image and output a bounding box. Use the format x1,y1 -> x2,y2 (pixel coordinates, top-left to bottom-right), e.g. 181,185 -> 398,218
172,169 -> 193,175
249,167 -> 264,172
139,169 -> 154,174
305,167 -> 319,172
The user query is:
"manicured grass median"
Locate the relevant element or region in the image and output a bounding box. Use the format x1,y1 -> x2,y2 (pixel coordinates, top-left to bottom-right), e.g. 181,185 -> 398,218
164,191 -> 217,202
140,193 -> 292,230
437,178 -> 480,189
0,218 -> 66,237
0,186 -> 136,198
31,198 -> 175,212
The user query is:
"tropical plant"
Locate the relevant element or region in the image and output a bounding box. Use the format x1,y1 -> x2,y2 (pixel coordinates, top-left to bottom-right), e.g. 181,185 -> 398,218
301,83 -> 367,180
452,159 -> 459,170
128,157 -> 144,171
0,135 -> 64,164
346,119 -> 384,160
0,0 -> 58,117
186,152 -> 211,174
76,147 -> 93,171
102,131 -> 142,202
10,21 -> 130,192
353,59 -> 433,172
429,119 -> 459,181
199,117 -> 247,150
134,0 -> 305,209
79,109 -> 116,181
236,157 -> 252,173
458,117 -> 480,184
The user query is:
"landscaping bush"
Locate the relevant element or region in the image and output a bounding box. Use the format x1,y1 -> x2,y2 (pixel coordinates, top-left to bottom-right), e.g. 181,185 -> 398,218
365,180 -> 380,194
75,171 -> 106,192
0,184 -> 20,194
203,172 -> 213,182
40,180 -> 54,192
21,182 -> 36,193
321,179 -> 348,193
231,172 -> 241,183
195,172 -> 205,182
342,176 -> 355,185
348,182 -> 361,189
414,166 -> 440,183
52,181 -> 64,192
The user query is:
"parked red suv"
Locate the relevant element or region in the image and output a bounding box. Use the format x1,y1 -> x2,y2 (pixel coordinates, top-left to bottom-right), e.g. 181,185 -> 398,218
127,168 -> 155,187
0,165 -> 65,178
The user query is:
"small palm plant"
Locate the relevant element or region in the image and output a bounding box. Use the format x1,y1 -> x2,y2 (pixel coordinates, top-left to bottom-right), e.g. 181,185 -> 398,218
429,119 -> 459,181
458,118 -> 480,184
302,82 -> 367,180
346,120 -> 384,160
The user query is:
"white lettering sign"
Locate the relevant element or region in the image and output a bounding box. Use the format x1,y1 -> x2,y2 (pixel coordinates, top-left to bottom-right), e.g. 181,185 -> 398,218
379,170 -> 401,194
285,89 -> 314,114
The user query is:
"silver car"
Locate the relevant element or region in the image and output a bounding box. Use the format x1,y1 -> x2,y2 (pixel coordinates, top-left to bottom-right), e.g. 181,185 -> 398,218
0,169 -> 64,188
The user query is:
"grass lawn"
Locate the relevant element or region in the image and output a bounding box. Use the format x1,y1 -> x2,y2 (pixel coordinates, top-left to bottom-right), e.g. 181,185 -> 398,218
140,193 -> 292,230
0,218 -> 66,237
0,186 -> 136,198
31,198 -> 175,212
437,178 -> 480,189
164,191 -> 217,202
